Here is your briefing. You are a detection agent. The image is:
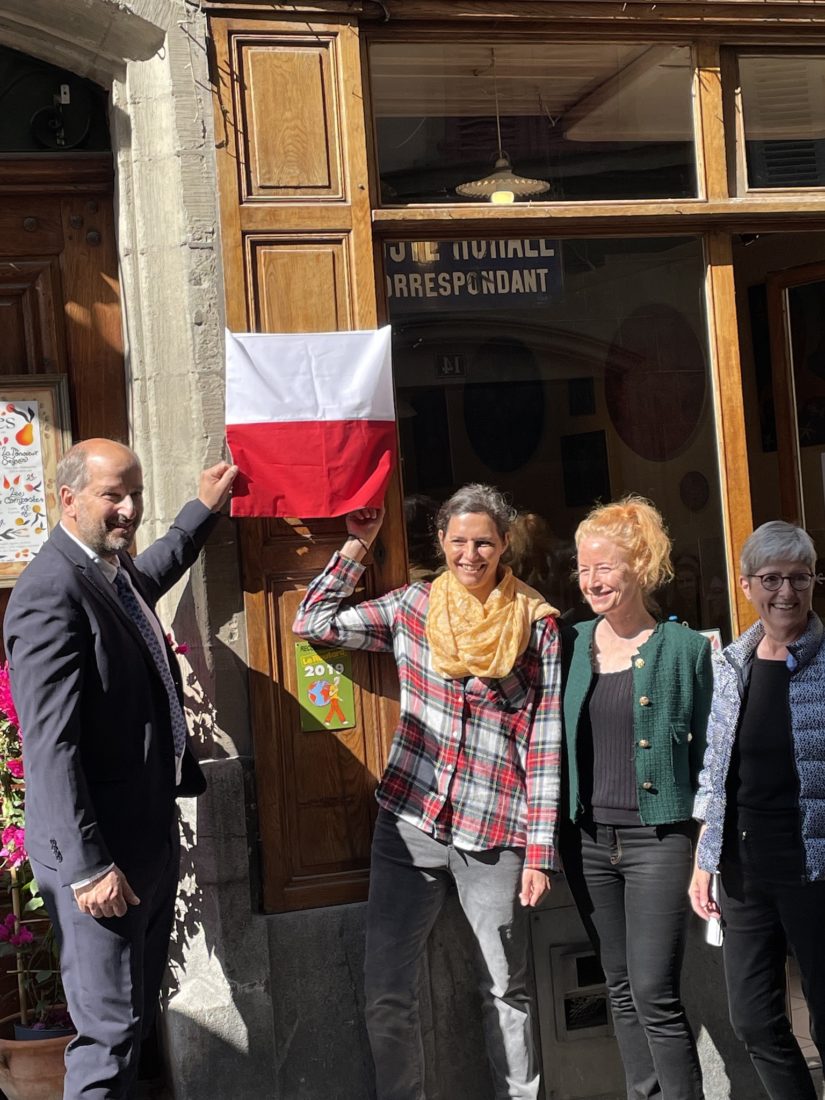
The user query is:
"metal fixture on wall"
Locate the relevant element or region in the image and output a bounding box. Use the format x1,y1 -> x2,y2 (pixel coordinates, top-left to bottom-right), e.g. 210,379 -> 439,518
0,46 -> 109,154
456,49 -> 550,203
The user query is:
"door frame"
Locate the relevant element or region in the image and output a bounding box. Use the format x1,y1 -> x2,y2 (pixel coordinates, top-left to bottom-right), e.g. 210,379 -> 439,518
766,259 -> 825,526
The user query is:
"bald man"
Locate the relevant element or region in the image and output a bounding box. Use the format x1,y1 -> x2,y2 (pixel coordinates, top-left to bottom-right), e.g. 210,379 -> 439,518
4,440 -> 236,1099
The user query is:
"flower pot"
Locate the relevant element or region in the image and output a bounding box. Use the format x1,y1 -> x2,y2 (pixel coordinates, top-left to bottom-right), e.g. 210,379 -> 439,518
0,1013 -> 70,1100
13,1021 -> 74,1041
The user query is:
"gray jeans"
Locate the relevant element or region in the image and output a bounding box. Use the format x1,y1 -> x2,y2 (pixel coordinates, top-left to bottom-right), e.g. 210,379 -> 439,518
364,809 -> 539,1100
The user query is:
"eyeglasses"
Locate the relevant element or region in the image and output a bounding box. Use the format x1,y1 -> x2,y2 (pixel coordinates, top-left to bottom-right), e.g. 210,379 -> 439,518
747,572 -> 816,592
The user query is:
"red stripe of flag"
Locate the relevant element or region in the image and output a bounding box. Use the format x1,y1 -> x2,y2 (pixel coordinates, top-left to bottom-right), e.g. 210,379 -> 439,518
228,419 -> 396,518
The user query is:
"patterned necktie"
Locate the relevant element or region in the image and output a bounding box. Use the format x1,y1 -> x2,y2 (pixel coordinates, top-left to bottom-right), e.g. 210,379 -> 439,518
113,569 -> 188,758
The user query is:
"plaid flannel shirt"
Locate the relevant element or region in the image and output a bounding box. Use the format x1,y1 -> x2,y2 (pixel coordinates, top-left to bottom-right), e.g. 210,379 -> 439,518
293,552 -> 562,869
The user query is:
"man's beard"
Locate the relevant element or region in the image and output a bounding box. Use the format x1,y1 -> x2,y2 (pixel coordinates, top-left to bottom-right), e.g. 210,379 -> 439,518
76,514 -> 137,556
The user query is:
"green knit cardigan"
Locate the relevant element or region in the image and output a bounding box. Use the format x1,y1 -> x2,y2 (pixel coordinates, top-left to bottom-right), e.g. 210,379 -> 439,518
563,618 -> 713,825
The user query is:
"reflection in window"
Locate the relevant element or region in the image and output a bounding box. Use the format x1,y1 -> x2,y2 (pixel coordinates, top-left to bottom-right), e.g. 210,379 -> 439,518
369,43 -> 696,204
387,236 -> 730,637
741,55 -> 825,189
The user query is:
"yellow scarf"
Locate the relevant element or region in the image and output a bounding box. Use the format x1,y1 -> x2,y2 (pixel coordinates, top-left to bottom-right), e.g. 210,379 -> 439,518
426,566 -> 558,680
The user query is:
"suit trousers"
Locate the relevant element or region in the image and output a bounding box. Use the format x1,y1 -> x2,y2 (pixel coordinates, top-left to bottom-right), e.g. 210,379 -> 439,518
561,820 -> 703,1100
720,817 -> 825,1100
32,825 -> 180,1100
364,809 -> 539,1100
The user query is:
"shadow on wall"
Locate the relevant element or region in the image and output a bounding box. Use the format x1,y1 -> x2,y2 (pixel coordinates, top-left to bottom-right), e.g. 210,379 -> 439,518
155,532 -> 279,1100
159,752 -> 278,1100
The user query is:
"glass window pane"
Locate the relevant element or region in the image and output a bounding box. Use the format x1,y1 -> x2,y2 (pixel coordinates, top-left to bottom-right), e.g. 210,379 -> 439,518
386,235 -> 730,638
370,43 -> 697,204
740,55 -> 825,189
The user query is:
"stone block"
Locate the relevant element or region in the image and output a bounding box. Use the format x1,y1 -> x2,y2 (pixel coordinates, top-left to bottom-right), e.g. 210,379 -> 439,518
267,903 -> 375,1100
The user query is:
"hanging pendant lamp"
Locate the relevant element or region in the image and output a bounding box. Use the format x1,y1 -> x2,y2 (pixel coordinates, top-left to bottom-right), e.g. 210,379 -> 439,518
456,49 -> 550,204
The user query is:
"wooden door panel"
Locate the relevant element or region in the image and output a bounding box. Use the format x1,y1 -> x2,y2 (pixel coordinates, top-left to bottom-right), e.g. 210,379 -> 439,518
0,199 -> 63,257
248,236 -> 352,332
0,259 -> 67,375
59,198 -> 126,442
234,34 -> 343,201
278,583 -> 378,807
246,539 -> 393,908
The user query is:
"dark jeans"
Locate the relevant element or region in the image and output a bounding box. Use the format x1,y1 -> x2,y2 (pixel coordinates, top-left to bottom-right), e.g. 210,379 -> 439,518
561,820 -> 703,1100
32,827 -> 180,1100
720,816 -> 825,1100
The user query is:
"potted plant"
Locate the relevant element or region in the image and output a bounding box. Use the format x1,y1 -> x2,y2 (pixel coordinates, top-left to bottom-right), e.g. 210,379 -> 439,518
0,661 -> 73,1100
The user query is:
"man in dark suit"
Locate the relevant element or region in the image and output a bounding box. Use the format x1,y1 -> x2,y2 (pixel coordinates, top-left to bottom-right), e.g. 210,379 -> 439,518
4,438 -> 236,1099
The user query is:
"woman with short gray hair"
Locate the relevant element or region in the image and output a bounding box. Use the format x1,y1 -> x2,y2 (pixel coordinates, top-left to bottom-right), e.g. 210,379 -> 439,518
690,520 -> 825,1099
293,484 -> 562,1100
737,520 -> 817,577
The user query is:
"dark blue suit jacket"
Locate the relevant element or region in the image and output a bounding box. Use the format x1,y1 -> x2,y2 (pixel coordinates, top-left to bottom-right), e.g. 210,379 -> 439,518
3,499 -> 216,886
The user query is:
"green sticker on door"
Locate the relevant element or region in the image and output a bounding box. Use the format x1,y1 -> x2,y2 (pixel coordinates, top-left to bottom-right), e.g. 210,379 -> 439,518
295,642 -> 356,732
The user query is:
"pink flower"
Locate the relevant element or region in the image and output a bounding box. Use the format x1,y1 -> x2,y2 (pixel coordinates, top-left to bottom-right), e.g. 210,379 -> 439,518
2,825 -> 24,847
0,663 -> 19,731
0,824 -> 26,865
9,925 -> 33,948
175,643 -> 189,655
0,914 -> 28,946
5,759 -> 23,778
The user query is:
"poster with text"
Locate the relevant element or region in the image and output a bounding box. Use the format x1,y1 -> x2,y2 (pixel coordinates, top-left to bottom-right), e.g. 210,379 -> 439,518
0,378 -> 70,585
295,642 -> 356,732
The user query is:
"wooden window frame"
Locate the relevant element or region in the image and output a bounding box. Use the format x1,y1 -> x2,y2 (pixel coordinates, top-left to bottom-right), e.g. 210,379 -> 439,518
364,29 -> 757,634
366,38 -> 704,211
364,33 -> 825,232
728,47 -> 825,200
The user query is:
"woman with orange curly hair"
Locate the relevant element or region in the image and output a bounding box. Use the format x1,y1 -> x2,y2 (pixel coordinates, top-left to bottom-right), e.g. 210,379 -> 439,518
561,497 -> 712,1100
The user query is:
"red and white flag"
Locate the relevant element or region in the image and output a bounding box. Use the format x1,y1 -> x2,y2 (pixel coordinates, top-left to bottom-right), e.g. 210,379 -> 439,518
225,327 -> 396,518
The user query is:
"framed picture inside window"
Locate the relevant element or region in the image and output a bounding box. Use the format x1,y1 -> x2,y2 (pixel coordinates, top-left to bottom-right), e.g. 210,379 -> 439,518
0,375 -> 71,586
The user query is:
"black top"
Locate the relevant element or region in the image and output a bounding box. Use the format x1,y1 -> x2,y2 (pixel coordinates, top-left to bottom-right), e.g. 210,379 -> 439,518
579,667 -> 641,826
728,656 -> 798,815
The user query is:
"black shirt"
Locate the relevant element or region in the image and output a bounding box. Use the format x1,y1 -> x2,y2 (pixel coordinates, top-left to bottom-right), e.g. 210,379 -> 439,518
579,667 -> 641,826
727,657 -> 798,814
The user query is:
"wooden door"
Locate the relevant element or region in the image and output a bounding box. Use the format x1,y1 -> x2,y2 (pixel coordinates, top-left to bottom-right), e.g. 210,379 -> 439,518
0,164 -> 127,633
0,189 -> 125,440
210,14 -> 406,912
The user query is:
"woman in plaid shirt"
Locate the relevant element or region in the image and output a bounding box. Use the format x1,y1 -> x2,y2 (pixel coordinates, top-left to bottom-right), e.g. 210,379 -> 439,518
294,484 -> 562,1100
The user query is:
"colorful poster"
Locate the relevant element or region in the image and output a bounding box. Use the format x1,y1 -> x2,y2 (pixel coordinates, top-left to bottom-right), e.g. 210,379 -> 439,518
294,642 -> 356,732
0,401 -> 49,567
